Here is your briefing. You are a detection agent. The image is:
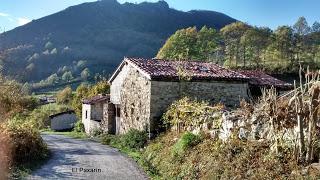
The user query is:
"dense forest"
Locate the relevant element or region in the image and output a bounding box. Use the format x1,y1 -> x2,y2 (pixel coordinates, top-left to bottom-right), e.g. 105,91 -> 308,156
157,17 -> 320,73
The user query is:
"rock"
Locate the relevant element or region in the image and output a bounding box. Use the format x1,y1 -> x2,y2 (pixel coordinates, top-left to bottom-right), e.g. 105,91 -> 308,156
238,127 -> 248,140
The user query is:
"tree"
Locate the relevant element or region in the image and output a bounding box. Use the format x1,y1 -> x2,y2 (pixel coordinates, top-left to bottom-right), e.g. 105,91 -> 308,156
50,48 -> 58,55
56,86 -> 73,104
87,81 -> 110,97
46,73 -> 59,85
293,17 -> 310,36
81,68 -> 90,80
72,81 -> 110,117
240,27 -> 271,67
157,27 -> 198,60
220,22 -> 250,67
62,71 -> 73,82
72,84 -> 89,117
195,26 -> 221,61
62,66 -> 69,73
312,21 -> 320,33
156,27 -> 220,61
77,60 -> 87,69
272,26 -> 295,64
45,41 -> 53,49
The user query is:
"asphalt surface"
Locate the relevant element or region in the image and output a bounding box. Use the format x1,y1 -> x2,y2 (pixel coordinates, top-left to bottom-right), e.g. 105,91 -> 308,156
28,134 -> 148,180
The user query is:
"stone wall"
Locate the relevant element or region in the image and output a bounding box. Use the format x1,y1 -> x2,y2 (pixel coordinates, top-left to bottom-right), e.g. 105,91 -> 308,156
101,103 -> 116,134
150,80 -> 250,132
119,66 -> 151,134
110,63 -> 130,105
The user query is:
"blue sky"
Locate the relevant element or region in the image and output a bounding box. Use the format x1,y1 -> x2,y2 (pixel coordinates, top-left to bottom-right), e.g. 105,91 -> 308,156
0,0 -> 319,32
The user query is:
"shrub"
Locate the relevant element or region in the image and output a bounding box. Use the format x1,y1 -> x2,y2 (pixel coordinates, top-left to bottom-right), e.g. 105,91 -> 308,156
120,129 -> 148,150
0,121 -> 48,178
172,132 -> 201,156
91,128 -> 103,137
74,121 -> 85,133
101,134 -> 118,145
56,86 -> 73,105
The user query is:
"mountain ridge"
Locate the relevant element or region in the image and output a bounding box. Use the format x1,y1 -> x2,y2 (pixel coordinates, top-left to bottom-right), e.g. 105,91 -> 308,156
0,0 -> 237,82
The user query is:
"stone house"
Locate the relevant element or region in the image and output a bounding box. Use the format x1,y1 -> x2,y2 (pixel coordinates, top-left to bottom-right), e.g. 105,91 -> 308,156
50,110 -> 77,131
81,58 -> 292,135
100,57 -> 292,136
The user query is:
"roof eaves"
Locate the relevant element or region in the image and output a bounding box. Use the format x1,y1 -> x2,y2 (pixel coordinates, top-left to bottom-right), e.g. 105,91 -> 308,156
108,59 -> 127,84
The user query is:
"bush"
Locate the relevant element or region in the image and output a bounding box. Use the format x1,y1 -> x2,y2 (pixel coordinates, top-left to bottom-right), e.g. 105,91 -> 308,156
0,121 -> 49,178
101,129 -> 148,150
91,128 -> 103,137
101,134 -> 118,145
74,121 -> 85,133
120,129 -> 148,150
172,132 -> 201,156
56,86 -> 73,105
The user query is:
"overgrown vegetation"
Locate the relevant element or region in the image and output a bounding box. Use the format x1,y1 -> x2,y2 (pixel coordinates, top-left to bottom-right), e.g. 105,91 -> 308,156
101,129 -> 148,150
142,132 -> 308,179
0,76 -> 49,179
137,72 -> 320,179
163,97 -> 223,133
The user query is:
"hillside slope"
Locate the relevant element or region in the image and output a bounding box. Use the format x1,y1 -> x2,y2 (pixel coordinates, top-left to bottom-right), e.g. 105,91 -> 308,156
0,0 -> 236,82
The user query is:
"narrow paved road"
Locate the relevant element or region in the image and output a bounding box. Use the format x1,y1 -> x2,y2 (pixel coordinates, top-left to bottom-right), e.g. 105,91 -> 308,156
28,134 -> 148,180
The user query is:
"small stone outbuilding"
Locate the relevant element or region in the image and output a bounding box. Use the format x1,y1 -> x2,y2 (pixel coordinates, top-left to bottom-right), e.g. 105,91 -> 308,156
50,110 -> 77,131
82,94 -> 110,134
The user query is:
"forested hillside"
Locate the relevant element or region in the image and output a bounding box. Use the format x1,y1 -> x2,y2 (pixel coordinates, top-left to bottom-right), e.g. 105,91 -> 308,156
157,17 -> 320,73
0,0 -> 236,83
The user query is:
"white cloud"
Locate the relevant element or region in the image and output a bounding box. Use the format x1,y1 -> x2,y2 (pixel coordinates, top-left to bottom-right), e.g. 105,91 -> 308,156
0,12 -> 9,17
17,17 -> 31,26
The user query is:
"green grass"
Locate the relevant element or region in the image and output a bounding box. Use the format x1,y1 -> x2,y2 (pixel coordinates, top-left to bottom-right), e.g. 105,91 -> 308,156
42,130 -> 88,139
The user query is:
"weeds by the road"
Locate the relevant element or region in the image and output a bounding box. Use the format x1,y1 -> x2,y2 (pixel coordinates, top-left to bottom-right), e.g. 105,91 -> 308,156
42,130 -> 88,139
99,130 -> 161,178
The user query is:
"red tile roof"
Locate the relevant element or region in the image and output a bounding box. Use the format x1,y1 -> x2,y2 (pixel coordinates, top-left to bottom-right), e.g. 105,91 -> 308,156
125,58 -> 249,82
109,58 -> 293,90
82,94 -> 110,104
237,70 -> 293,90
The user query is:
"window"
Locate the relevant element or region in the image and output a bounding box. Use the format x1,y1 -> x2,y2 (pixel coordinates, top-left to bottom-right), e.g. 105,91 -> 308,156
85,110 -> 88,119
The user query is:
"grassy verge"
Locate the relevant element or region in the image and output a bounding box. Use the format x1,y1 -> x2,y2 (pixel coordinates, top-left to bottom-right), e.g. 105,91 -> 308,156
98,131 -> 161,179
41,130 -> 88,139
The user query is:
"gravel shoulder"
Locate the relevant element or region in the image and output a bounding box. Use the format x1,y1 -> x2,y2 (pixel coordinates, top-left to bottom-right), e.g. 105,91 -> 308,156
28,134 -> 148,180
